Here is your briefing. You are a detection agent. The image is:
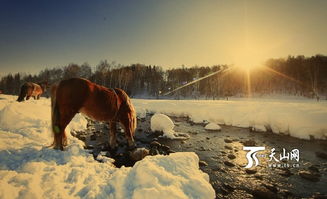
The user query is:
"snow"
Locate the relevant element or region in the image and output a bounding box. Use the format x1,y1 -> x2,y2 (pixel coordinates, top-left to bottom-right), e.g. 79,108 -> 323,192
111,153 -> 215,199
1,93 -> 326,198
133,98 -> 327,140
151,113 -> 175,135
150,113 -> 190,139
135,107 -> 147,119
205,123 -> 221,131
0,95 -> 214,199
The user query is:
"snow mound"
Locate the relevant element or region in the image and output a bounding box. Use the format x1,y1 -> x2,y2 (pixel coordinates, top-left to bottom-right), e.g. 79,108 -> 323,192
151,113 -> 175,133
150,113 -> 189,139
205,123 -> 221,131
109,152 -> 215,199
67,113 -> 88,132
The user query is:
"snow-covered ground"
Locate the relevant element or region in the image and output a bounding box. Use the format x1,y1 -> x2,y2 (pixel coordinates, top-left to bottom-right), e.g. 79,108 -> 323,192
0,95 -> 215,199
133,98 -> 327,140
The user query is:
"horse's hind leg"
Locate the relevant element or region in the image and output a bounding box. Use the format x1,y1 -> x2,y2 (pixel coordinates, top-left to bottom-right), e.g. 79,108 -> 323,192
26,96 -> 30,100
54,111 -> 76,150
109,121 -> 118,149
37,95 -> 40,100
33,96 -> 36,100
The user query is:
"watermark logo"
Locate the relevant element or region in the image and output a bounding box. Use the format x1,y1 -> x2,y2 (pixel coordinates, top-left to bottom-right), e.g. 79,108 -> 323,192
243,146 -> 266,168
268,148 -> 300,168
243,147 -> 300,168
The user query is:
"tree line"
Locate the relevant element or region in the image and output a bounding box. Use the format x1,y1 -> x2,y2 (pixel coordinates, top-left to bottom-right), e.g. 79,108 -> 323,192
0,55 -> 326,99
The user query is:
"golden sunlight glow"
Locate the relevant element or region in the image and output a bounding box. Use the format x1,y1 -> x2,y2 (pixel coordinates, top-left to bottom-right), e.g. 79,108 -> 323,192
233,46 -> 265,71
232,44 -> 266,97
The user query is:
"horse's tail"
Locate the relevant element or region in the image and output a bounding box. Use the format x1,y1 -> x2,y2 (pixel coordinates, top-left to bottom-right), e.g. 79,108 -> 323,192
50,84 -> 65,149
114,88 -> 137,135
17,84 -> 27,102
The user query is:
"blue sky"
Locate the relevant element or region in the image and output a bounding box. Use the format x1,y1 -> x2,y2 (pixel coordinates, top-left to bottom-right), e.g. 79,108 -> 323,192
1,0 -> 327,76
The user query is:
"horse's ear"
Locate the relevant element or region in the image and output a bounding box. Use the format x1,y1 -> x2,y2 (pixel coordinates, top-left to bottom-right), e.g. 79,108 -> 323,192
40,81 -> 49,86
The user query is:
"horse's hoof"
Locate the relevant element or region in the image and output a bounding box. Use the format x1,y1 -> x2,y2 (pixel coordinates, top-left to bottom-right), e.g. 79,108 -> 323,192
52,144 -> 65,151
108,145 -> 118,152
53,146 -> 60,150
128,144 -> 137,151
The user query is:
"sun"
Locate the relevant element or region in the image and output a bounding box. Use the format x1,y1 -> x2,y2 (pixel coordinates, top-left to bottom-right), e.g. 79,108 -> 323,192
233,48 -> 265,71
230,42 -> 266,71
236,56 -> 262,70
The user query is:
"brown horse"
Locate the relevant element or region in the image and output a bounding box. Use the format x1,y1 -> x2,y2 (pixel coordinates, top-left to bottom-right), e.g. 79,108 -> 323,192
51,78 -> 137,150
17,82 -> 48,102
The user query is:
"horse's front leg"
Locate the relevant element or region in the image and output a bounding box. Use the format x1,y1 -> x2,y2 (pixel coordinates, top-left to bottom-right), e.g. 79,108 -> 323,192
109,121 -> 118,149
124,127 -> 136,150
33,96 -> 36,100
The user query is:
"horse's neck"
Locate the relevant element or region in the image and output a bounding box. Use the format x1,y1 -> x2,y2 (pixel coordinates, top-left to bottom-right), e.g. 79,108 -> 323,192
36,83 -> 45,91
35,83 -> 45,92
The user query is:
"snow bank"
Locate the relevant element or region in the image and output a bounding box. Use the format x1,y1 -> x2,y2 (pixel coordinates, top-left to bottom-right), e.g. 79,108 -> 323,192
133,98 -> 327,140
0,95 -> 214,199
205,123 -> 221,131
150,113 -> 189,139
0,96 -> 87,145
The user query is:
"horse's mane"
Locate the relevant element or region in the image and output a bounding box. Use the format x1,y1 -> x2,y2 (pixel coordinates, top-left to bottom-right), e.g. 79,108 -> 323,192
37,81 -> 48,86
113,88 -> 137,133
36,81 -> 49,91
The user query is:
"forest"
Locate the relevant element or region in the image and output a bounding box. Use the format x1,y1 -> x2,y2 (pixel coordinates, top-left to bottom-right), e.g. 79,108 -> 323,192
0,55 -> 326,99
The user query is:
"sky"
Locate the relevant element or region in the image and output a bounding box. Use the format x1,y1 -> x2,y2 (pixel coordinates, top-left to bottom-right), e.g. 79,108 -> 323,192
0,0 -> 327,76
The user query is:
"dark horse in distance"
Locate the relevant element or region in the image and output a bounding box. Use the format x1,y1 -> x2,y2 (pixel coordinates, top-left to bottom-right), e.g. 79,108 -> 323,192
51,78 -> 137,150
17,82 -> 48,102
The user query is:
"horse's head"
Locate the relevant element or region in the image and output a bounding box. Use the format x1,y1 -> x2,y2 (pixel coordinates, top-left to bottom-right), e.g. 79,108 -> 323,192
114,88 -> 137,147
37,81 -> 49,92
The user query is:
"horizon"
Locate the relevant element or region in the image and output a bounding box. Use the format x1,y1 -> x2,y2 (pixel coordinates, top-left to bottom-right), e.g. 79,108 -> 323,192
1,54 -> 326,78
1,0 -> 327,76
